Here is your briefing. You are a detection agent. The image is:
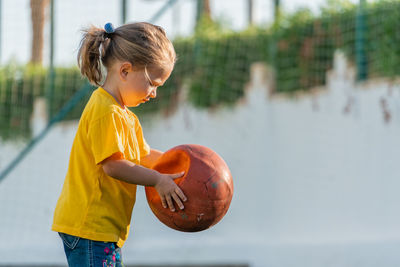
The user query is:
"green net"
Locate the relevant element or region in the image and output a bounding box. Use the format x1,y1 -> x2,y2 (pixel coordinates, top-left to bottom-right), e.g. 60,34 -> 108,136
2,0 -> 400,142
0,65 -> 93,141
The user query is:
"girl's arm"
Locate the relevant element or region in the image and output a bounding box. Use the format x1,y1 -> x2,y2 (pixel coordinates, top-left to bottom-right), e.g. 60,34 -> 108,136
101,153 -> 186,212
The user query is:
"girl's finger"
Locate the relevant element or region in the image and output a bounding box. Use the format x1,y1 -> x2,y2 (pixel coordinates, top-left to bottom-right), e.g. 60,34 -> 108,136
165,195 -> 175,212
160,195 -> 167,209
172,192 -> 184,210
175,187 -> 187,202
171,171 -> 185,179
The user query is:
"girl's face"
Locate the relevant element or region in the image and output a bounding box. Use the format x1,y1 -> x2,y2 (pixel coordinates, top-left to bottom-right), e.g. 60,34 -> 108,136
119,63 -> 172,107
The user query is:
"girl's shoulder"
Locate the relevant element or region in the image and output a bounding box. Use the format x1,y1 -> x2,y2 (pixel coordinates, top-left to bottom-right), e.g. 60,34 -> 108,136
124,108 -> 139,120
82,88 -> 126,124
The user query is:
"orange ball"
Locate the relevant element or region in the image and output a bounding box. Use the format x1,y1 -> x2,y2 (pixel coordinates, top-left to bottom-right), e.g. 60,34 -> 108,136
145,144 -> 234,232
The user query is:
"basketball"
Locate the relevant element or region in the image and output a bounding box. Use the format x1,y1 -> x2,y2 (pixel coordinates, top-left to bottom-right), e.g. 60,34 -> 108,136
145,144 -> 234,232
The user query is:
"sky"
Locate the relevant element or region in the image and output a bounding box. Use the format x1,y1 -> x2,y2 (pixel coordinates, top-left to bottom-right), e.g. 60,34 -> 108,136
2,0 -> 360,65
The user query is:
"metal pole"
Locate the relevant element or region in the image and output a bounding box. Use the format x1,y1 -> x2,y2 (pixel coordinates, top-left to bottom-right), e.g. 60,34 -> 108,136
248,0 -> 254,26
356,0 -> 368,81
49,0 -> 54,69
269,0 -> 280,92
0,0 -> 2,63
0,0 -> 183,184
47,0 -> 55,117
49,0 -> 55,99
196,0 -> 203,26
0,83 -> 92,184
274,0 -> 280,24
121,0 -> 128,24
149,0 -> 178,23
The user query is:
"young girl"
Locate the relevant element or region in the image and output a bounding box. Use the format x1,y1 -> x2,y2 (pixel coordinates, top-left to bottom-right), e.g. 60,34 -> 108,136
52,22 -> 187,267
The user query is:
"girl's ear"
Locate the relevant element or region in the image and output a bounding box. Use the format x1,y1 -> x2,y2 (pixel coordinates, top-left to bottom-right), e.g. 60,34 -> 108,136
119,62 -> 133,81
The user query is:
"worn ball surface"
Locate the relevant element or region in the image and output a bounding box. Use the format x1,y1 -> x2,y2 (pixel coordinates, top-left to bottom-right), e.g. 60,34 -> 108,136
145,144 -> 234,232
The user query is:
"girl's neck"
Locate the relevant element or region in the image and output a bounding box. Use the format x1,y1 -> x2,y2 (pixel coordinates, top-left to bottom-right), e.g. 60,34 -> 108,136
102,79 -> 125,109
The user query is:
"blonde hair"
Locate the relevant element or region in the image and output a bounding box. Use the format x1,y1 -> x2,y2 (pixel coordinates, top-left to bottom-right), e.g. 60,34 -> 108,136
77,22 -> 176,86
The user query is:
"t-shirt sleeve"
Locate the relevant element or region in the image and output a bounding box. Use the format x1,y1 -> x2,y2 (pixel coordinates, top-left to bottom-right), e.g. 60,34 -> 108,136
88,112 -> 126,165
135,119 -> 151,158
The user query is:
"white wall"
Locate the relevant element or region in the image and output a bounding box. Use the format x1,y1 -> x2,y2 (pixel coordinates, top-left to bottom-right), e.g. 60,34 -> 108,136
1,51 -> 400,266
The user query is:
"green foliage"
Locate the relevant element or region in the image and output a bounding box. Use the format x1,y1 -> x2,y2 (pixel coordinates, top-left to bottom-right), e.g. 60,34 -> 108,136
274,6 -> 357,92
364,0 -> 400,78
320,0 -> 356,16
0,64 -> 47,141
189,30 -> 270,107
48,67 -> 93,120
0,65 -> 93,141
194,15 -> 233,38
279,7 -> 315,29
3,0 -> 400,140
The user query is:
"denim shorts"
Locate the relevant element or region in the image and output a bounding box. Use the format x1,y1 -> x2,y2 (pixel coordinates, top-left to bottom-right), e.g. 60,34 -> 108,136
58,232 -> 124,267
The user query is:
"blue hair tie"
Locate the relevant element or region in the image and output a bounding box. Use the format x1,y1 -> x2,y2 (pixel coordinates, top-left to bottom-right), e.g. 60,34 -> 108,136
104,23 -> 115,34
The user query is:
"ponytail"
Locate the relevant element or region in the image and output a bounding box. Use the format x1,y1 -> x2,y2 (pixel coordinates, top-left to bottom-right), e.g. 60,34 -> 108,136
77,26 -> 110,86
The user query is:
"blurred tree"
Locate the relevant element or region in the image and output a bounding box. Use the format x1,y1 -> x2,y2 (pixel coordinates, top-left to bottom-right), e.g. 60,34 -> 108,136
196,0 -> 212,26
30,0 -> 49,65
321,0 -> 356,15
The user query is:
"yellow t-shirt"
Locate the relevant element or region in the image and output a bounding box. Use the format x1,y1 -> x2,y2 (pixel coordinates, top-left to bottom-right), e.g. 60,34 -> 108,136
52,87 -> 150,248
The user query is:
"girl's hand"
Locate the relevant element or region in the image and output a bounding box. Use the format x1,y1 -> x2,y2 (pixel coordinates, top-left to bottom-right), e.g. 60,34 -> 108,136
154,171 -> 187,212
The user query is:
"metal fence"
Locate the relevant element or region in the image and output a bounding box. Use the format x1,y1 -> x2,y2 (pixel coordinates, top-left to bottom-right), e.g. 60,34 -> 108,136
2,0 -> 400,179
